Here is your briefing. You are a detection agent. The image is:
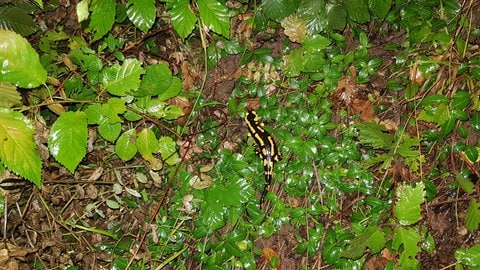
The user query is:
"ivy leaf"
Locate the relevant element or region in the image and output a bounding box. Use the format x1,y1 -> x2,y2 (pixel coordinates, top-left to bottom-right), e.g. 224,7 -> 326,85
341,226 -> 385,259
466,199 -> 480,232
197,0 -> 230,38
394,182 -> 425,225
0,108 -> 42,187
48,111 -> 88,173
393,227 -> 421,269
89,0 -> 116,41
0,29 -> 47,88
167,0 -> 196,38
127,0 -> 156,32
137,63 -> 173,97
136,128 -> 159,161
355,121 -> 393,149
102,59 -> 145,96
115,129 -> 137,161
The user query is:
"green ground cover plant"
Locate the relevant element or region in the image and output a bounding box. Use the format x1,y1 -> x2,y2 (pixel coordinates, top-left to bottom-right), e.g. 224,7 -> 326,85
1,0 -> 480,269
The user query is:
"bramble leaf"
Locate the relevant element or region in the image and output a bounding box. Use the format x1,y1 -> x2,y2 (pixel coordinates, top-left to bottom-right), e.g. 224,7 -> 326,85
102,59 -> 144,96
0,108 -> 42,187
394,182 -> 425,225
48,111 -> 88,173
466,199 -> 480,232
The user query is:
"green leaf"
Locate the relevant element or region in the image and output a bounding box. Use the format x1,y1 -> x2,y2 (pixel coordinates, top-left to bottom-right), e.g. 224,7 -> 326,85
355,121 -> 393,149
456,172 -> 475,195
158,76 -> 182,101
168,0 -> 196,38
261,0 -> 298,21
0,82 -> 22,108
164,105 -> 185,120
368,0 -> 392,19
302,35 -> 331,52
101,97 -> 126,124
451,90 -> 471,110
116,129 -> 137,161
98,120 -> 121,142
345,0 -> 370,23
0,29 -> 47,88
77,0 -> 90,23
127,0 -> 156,32
392,227 -> 421,269
282,48 -> 304,77
394,182 -> 425,225
341,226 -> 386,259
136,128 -> 159,161
463,146 -> 479,165
456,245 -> 480,267
48,111 -> 88,173
0,108 -> 42,186
89,0 -> 116,41
466,199 -> 480,232
197,0 -> 230,38
102,59 -> 145,96
158,136 -> 178,165
0,6 -> 38,36
137,63 -> 173,97
440,117 -> 456,138
327,3 -> 346,30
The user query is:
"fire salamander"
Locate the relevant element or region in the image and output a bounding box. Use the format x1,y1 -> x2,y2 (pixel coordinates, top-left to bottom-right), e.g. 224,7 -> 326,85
244,110 -> 280,205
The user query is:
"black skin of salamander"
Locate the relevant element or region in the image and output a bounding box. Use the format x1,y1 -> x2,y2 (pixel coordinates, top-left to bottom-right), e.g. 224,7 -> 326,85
245,110 -> 279,206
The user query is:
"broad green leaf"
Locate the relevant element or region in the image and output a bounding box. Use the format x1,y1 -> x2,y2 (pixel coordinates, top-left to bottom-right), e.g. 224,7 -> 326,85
456,172 -> 475,195
440,117 -> 456,138
0,108 -> 42,186
394,182 -> 425,225
456,245 -> 480,267
452,90 -> 471,110
344,0 -> 370,23
466,199 -> 480,232
136,128 -> 159,161
368,0 -> 392,19
98,119 -> 121,142
102,59 -> 145,96
0,82 -> 22,108
101,97 -> 126,124
168,0 -> 196,38
0,6 -> 38,37
261,0 -> 297,21
158,136 -> 179,165
355,121 -> 393,149
341,226 -> 385,259
197,0 -> 230,38
137,63 -> 173,97
84,103 -> 102,124
116,129 -> 137,161
127,0 -> 156,32
393,227 -> 421,269
326,3 -> 346,30
158,76 -> 182,101
397,135 -> 420,158
89,0 -> 116,41
0,29 -> 46,88
145,99 -> 166,118
48,111 -> 88,173
164,105 -> 185,120
200,187 -> 226,230
302,35 -> 331,52
282,48 -> 304,77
